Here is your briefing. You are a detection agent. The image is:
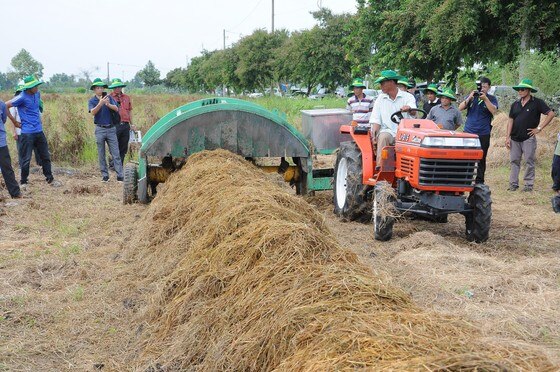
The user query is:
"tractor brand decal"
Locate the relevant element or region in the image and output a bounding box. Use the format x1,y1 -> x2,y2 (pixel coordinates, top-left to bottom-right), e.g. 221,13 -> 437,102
411,136 -> 421,143
449,131 -> 456,135
399,133 -> 410,141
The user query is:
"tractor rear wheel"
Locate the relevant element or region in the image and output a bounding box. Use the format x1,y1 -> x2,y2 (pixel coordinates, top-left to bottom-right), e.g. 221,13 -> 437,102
373,181 -> 395,241
333,141 -> 371,222
465,184 -> 492,243
123,163 -> 138,204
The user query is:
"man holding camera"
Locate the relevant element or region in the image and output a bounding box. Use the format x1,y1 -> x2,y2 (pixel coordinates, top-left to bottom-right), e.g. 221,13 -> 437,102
458,77 -> 498,184
88,78 -> 123,183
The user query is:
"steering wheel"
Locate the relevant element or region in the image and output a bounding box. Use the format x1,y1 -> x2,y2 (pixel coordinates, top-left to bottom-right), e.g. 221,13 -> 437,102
390,108 -> 427,124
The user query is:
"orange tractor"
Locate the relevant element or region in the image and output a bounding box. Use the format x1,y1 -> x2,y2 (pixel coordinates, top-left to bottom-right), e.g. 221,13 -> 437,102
333,109 -> 492,242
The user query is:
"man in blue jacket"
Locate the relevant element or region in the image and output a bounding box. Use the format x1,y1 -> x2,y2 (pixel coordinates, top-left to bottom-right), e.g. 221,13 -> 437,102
6,75 -> 54,187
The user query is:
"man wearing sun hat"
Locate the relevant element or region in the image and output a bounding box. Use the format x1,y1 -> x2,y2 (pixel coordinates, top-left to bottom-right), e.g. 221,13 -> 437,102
506,78 -> 556,192
5,75 -> 55,187
346,77 -> 374,127
369,70 -> 417,168
422,83 -> 440,115
427,87 -> 463,130
7,83 -> 42,171
88,78 -> 123,182
109,78 -> 133,167
397,77 -> 413,92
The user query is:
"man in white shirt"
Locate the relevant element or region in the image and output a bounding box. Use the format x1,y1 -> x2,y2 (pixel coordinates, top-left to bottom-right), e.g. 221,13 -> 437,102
369,70 -> 417,168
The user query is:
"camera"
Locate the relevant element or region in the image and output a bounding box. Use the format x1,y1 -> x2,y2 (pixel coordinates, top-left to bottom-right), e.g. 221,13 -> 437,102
473,80 -> 482,97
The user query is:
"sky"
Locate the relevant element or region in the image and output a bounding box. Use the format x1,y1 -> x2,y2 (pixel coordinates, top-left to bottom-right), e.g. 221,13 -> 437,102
3,0 -> 357,82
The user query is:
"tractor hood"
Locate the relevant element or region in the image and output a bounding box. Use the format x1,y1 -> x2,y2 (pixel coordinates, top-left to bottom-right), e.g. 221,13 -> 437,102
396,119 -> 481,148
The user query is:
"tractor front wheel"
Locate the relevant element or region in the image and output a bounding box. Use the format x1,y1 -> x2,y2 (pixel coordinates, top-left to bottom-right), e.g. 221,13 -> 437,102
465,183 -> 492,243
373,181 -> 395,241
123,163 -> 138,204
333,142 -> 371,222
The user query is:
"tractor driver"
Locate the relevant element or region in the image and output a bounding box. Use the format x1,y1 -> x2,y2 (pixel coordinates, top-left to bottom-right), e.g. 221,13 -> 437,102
369,70 -> 417,170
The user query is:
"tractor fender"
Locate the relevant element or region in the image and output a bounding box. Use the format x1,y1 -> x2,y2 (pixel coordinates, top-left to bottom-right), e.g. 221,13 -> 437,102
339,125 -> 374,184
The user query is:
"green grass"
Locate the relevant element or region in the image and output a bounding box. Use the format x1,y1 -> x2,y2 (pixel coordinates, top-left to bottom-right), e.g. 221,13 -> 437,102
0,92 -> 347,165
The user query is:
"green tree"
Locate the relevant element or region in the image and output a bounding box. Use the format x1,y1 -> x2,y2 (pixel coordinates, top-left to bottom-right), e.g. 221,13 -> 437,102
352,0 -> 560,83
235,29 -> 288,92
200,50 -> 225,92
0,72 -> 17,90
49,73 -> 77,86
10,49 -> 44,79
184,53 -> 210,92
135,60 -> 161,86
164,68 -> 188,89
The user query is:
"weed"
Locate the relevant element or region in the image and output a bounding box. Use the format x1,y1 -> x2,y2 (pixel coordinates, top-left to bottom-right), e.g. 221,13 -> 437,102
70,285 -> 85,301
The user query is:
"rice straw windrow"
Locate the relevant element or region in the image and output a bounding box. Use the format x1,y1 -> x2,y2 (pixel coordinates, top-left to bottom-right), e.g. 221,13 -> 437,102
125,149 -> 554,371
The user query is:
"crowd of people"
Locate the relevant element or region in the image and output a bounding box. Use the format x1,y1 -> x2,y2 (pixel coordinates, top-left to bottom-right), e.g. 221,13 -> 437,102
346,70 -> 559,213
0,75 -> 133,196
0,71 -> 558,213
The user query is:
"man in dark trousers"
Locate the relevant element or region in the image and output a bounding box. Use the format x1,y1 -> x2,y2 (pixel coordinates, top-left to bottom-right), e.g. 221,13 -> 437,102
5,75 -> 55,187
109,78 -> 133,167
88,78 -> 123,182
552,134 -> 560,212
0,99 -> 22,198
506,79 -> 556,192
458,77 -> 498,184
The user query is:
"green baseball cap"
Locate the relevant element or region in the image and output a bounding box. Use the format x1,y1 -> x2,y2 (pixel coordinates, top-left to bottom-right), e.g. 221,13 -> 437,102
436,87 -> 457,101
373,70 -> 404,84
109,78 -> 127,89
512,78 -> 537,93
90,78 -> 109,90
22,75 -> 43,90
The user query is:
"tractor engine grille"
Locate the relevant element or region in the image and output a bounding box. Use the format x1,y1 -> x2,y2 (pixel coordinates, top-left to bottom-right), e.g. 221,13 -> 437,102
419,158 -> 477,187
400,156 -> 415,181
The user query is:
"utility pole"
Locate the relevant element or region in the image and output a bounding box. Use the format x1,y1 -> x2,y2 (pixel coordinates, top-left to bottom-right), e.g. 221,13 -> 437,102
107,62 -> 110,83
271,0 -> 274,32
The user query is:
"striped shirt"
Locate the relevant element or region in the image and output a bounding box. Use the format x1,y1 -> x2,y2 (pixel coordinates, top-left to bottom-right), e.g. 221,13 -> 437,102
346,94 -> 374,124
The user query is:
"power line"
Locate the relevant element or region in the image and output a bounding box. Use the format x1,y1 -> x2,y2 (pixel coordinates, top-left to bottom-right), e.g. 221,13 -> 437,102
228,0 -> 265,31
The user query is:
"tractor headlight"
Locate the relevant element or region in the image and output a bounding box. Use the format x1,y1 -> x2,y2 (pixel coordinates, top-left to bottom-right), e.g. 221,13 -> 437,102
421,137 -> 481,148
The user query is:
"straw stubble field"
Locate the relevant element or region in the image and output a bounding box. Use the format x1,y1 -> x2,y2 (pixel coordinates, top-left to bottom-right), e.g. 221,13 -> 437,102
0,103 -> 559,370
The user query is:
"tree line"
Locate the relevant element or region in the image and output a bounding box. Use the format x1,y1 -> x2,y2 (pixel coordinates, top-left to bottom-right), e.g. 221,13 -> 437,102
2,1 -> 559,95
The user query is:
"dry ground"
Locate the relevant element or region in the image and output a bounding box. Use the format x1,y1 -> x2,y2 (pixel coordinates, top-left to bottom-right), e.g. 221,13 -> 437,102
0,159 -> 559,370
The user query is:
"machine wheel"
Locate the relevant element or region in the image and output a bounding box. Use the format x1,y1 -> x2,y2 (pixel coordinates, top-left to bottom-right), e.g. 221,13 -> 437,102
123,163 -> 138,204
373,181 -> 395,241
465,184 -> 492,243
333,142 -> 371,222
